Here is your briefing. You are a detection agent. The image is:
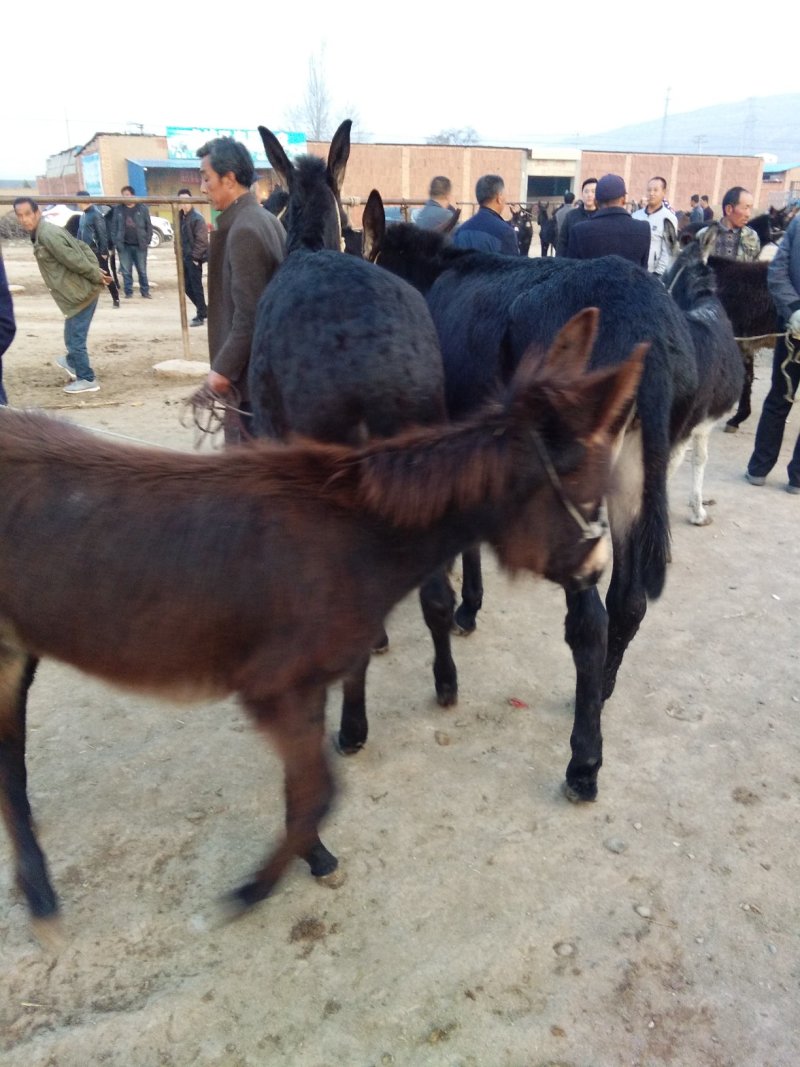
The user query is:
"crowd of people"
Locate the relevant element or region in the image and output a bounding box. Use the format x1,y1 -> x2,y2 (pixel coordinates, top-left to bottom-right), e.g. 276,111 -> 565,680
1,144 -> 799,491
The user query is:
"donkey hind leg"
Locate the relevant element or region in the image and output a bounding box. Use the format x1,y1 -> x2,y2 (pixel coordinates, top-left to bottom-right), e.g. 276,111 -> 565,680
419,568 -> 458,706
0,651 -> 59,920
232,685 -> 338,912
725,346 -> 754,431
337,652 -> 371,755
563,587 -> 608,802
689,424 -> 713,526
453,544 -> 483,636
602,531 -> 647,703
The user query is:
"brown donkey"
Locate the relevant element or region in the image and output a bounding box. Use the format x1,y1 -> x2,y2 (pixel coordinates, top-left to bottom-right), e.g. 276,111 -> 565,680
0,310 -> 644,932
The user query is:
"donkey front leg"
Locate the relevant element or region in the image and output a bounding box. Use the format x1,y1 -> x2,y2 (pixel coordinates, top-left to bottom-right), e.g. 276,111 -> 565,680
563,587 -> 608,802
0,652 -> 59,922
233,685 -> 337,911
419,568 -> 458,706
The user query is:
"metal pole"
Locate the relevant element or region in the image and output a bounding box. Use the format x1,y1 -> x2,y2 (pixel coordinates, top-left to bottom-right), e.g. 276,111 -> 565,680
172,203 -> 191,361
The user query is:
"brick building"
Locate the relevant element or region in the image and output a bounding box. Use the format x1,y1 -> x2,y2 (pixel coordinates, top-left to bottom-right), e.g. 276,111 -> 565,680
31,131 -> 783,225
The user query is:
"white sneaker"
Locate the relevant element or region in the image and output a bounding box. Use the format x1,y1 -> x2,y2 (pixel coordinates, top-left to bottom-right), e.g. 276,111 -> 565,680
63,379 -> 100,394
55,356 -> 77,381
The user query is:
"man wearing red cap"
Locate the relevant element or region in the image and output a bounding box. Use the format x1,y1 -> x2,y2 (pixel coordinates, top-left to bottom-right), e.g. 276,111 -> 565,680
566,174 -> 650,267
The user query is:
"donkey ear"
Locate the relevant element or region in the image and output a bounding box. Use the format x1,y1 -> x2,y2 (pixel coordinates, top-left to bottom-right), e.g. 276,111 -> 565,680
259,127 -> 294,188
327,120 -> 352,197
581,343 -> 647,443
542,307 -> 600,378
443,207 -> 461,234
697,223 -> 717,262
362,189 -> 385,262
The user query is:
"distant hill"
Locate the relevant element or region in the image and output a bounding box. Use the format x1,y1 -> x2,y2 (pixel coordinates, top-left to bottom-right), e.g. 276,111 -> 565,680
571,94 -> 800,162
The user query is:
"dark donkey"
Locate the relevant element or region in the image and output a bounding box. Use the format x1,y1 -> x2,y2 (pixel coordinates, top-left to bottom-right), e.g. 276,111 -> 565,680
362,191 -> 709,802
0,312 -> 643,931
249,121 -> 460,744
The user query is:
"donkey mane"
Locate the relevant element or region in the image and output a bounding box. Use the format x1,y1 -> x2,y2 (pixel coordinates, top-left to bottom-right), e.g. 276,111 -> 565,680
0,367 -> 582,539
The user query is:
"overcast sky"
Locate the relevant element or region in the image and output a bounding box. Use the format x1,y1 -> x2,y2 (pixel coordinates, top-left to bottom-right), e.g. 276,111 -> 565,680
1,0 -> 797,180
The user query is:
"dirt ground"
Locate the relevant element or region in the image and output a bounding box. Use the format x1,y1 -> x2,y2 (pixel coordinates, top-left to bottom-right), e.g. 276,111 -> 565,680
1,239 -> 798,1067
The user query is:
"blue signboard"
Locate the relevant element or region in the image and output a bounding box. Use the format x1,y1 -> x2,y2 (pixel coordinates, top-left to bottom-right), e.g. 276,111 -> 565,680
165,127 -> 307,164
81,153 -> 103,195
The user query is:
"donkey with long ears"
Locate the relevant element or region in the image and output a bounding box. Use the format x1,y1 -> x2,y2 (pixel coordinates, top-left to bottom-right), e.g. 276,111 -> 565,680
251,121 -> 460,733
662,239 -> 744,523
0,311 -> 643,931
362,190 -> 713,803
258,119 -> 354,253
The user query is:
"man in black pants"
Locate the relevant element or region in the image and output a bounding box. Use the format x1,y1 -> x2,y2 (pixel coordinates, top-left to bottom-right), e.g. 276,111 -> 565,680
76,191 -> 120,307
177,188 -> 208,325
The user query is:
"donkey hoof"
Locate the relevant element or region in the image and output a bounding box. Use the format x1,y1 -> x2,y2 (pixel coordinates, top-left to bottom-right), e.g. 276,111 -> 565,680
316,867 -> 346,890
723,423 -> 739,434
31,914 -> 65,952
334,731 -> 365,756
451,620 -> 476,636
690,514 -> 713,526
225,879 -> 273,917
436,684 -> 459,707
563,777 -> 598,803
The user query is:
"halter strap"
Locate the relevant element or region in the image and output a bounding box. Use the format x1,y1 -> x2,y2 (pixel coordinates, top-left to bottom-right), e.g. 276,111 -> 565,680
529,430 -> 609,542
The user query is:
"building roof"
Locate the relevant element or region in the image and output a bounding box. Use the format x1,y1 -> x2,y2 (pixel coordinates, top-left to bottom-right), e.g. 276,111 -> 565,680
763,162 -> 800,175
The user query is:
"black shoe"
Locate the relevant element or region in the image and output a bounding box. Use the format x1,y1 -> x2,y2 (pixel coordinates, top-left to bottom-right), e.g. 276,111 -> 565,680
190,316 -> 206,327
124,293 -> 132,299
142,293 -> 152,299
113,299 -> 120,308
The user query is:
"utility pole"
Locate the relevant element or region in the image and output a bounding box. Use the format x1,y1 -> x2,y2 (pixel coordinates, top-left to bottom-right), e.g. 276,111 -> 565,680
693,134 -> 708,154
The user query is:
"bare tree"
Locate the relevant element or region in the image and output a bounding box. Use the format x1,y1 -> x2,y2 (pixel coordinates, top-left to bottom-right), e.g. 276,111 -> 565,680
286,47 -> 365,142
425,127 -> 480,146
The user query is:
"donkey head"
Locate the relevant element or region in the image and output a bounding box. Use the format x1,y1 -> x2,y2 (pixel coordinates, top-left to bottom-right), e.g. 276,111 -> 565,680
496,308 -> 646,591
362,189 -> 457,293
258,119 -> 351,252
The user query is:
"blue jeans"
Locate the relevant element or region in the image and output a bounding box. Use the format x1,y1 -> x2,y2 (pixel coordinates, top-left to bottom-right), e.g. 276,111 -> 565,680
118,244 -> 150,296
64,299 -> 98,382
747,334 -> 800,486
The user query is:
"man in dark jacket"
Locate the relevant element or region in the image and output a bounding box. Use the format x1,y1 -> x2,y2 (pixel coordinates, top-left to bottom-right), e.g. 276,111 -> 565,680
197,136 -> 286,443
77,191 -> 119,307
112,185 -> 153,298
566,174 -> 650,267
452,175 -> 519,255
746,214 -> 800,493
177,188 -> 209,325
0,247 -> 15,405
556,177 -> 597,256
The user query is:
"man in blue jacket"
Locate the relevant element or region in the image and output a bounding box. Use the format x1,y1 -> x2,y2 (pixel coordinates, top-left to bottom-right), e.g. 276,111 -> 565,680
453,175 -> 519,255
567,174 -> 650,267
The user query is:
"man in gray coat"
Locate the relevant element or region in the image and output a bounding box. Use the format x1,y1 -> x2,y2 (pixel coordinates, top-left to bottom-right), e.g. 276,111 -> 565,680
197,136 -> 286,443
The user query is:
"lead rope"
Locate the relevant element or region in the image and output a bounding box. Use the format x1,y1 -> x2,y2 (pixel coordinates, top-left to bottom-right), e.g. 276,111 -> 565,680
781,330 -> 800,404
180,383 -> 250,449
529,429 -> 609,542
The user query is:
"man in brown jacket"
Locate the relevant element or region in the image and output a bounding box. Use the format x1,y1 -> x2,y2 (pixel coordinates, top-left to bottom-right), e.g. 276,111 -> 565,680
197,137 -> 286,442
